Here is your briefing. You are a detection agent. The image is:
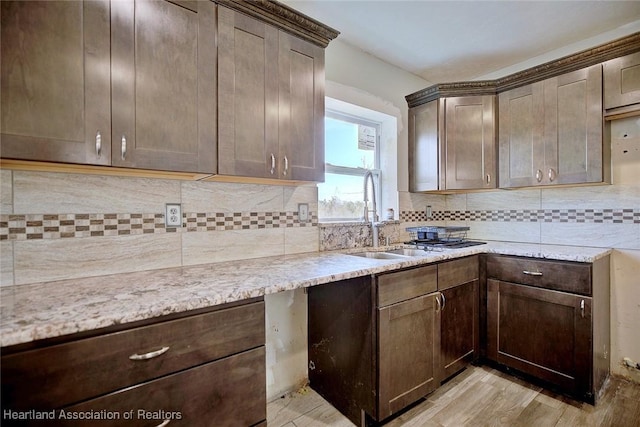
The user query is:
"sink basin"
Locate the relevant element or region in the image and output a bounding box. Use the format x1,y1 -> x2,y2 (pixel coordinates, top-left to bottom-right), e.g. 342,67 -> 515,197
385,248 -> 431,257
349,251 -> 411,260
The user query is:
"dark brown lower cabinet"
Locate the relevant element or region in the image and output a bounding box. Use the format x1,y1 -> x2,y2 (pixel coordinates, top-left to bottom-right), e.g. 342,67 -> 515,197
308,257 -> 479,426
440,279 -> 479,380
485,254 -> 610,403
378,292 -> 439,419
1,299 -> 266,426
63,347 -> 266,427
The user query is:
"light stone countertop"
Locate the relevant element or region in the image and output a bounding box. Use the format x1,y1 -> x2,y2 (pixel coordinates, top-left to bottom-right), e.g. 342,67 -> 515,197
0,241 -> 611,348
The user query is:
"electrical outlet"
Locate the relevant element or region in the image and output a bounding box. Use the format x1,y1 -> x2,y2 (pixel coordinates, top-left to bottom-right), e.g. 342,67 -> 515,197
165,203 -> 182,227
298,203 -> 309,222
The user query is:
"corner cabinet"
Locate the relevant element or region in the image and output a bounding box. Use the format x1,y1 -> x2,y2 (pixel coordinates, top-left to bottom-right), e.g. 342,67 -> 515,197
217,6 -> 325,182
485,255 -> 610,403
1,299 -> 266,426
499,64 -> 606,188
308,256 -> 479,425
408,95 -> 496,192
1,0 -> 217,174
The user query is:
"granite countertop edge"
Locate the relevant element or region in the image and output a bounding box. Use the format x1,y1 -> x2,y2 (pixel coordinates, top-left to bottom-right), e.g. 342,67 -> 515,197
0,241 -> 612,348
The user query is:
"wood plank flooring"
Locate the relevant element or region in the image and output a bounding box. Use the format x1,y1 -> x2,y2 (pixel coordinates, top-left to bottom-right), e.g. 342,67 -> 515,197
267,366 -> 640,427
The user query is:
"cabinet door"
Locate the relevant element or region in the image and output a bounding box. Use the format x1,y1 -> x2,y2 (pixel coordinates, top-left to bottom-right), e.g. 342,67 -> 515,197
63,347 -> 266,427
440,280 -> 479,380
111,0 -> 216,173
1,0 -> 111,165
279,32 -> 325,182
217,6 -> 279,179
543,65 -> 603,185
444,96 -> 496,190
498,83 -> 544,188
604,51 -> 640,110
378,292 -> 439,420
487,279 -> 592,395
408,100 -> 442,191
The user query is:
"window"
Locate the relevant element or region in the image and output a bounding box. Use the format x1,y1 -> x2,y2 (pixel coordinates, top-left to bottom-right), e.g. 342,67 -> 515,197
318,111 -> 381,221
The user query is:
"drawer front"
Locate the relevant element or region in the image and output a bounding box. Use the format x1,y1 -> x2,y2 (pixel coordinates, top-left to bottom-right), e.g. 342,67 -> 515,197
59,347 -> 266,427
486,255 -> 591,295
377,265 -> 437,307
1,301 -> 265,410
438,255 -> 479,291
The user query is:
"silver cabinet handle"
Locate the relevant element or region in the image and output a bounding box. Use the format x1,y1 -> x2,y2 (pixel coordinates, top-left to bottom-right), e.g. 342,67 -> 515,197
441,292 -> 446,310
270,153 -> 276,175
548,168 -> 556,182
129,346 -> 170,361
580,300 -> 585,318
523,270 -> 543,276
95,131 -> 102,157
435,293 -> 441,312
535,169 -> 543,182
121,135 -> 127,160
283,155 -> 289,177
486,174 -> 491,184
156,420 -> 171,427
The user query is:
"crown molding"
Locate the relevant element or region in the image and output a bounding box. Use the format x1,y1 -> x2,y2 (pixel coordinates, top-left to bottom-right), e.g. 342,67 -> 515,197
216,0 -> 339,48
406,32 -> 640,108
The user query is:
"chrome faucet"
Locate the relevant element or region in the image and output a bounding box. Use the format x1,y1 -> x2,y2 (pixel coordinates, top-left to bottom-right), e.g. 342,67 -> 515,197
363,170 -> 378,223
363,171 -> 380,247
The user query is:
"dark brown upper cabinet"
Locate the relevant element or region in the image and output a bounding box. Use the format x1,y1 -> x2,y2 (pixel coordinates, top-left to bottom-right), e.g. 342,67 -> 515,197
217,5 -> 325,182
111,0 -> 217,173
1,0 -> 112,165
408,95 -> 497,192
1,0 -> 217,174
499,65 -> 606,188
603,51 -> 640,115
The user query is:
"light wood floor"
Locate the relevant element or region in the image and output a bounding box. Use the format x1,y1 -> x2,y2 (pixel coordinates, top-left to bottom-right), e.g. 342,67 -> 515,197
267,366 -> 640,427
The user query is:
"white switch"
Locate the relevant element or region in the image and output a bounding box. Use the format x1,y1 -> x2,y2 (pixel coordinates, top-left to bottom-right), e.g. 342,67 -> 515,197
298,203 -> 309,222
165,203 -> 182,227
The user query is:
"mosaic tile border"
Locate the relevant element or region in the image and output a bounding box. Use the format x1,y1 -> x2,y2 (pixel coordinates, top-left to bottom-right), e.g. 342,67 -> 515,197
401,209 -> 640,224
0,211 -> 318,241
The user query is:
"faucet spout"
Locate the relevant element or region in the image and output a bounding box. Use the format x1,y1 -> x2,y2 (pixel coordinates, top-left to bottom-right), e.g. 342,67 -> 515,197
363,170 -> 378,223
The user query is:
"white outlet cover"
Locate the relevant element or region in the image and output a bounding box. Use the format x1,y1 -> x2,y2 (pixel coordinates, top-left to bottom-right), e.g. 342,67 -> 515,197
298,203 -> 309,222
165,203 -> 182,227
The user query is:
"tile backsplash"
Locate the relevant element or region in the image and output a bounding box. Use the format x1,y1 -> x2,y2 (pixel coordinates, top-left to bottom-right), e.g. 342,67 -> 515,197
0,170 -> 319,286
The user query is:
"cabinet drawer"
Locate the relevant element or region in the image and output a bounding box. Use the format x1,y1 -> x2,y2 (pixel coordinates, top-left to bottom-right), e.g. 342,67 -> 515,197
1,301 -> 265,410
60,347 -> 266,427
438,255 -> 479,291
486,255 -> 591,295
377,265 -> 437,307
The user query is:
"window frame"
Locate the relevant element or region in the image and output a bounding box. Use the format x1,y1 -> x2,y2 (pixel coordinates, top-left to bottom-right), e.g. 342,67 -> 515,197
320,110 -> 382,222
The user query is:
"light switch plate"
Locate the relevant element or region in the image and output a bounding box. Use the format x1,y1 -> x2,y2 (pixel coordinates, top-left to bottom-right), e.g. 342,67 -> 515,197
165,203 -> 182,227
298,203 -> 309,222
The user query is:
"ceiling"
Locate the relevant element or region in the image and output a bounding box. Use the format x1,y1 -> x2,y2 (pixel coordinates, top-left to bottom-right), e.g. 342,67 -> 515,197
280,0 -> 640,83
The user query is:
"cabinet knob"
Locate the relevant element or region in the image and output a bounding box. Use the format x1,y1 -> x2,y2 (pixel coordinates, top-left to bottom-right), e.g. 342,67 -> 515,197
535,169 -> 543,182
548,168 -> 556,182
486,174 -> 491,184
121,135 -> 127,161
95,131 -> 102,157
435,293 -> 441,312
440,292 -> 446,310
580,300 -> 585,318
283,155 -> 289,177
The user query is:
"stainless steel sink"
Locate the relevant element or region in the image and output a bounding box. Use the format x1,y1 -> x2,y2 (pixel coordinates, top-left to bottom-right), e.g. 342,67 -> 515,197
349,251 -> 412,260
384,248 -> 431,257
